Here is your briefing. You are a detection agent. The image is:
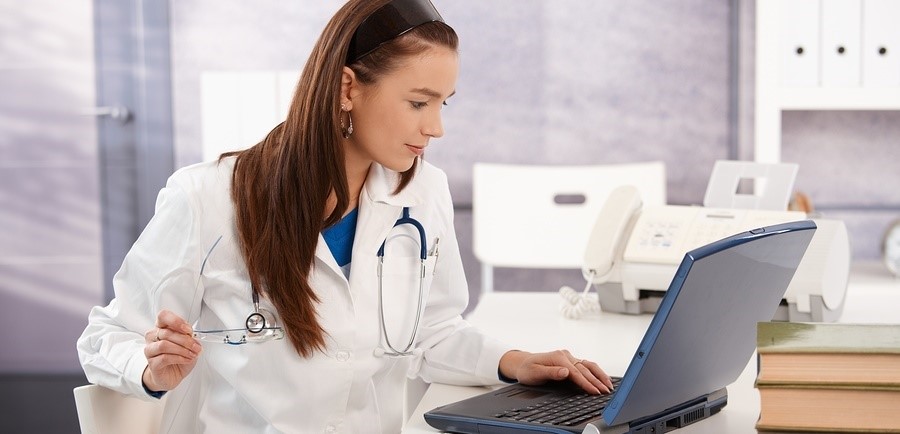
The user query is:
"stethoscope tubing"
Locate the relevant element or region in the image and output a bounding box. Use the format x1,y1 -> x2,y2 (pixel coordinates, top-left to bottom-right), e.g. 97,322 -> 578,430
376,206 -> 428,357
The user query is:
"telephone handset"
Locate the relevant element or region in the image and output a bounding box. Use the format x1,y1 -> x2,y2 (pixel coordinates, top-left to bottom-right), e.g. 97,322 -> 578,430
559,186 -> 642,319
582,186 -> 643,283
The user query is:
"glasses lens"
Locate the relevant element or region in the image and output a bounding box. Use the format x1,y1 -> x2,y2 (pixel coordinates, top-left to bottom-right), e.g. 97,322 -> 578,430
193,327 -> 285,345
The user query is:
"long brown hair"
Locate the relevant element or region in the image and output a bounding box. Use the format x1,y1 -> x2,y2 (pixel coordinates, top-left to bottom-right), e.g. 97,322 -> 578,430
222,0 -> 458,357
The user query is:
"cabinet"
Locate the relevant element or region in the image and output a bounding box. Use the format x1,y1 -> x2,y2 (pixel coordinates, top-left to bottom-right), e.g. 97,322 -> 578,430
755,0 -> 900,163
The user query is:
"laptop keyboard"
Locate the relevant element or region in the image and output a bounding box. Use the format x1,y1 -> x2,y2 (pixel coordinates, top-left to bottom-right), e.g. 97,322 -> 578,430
493,378 -> 622,427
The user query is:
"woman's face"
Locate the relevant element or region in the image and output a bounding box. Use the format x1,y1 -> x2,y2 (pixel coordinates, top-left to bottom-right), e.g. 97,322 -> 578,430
344,45 -> 458,173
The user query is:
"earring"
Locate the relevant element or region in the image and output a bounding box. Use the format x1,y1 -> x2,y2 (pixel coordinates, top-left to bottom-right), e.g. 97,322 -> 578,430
340,104 -> 354,139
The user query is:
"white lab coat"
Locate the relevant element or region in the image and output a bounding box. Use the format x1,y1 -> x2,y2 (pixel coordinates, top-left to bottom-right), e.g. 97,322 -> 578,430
77,157 -> 513,433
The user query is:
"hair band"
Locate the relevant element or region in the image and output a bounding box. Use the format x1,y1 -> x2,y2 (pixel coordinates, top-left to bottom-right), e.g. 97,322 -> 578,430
346,0 -> 445,64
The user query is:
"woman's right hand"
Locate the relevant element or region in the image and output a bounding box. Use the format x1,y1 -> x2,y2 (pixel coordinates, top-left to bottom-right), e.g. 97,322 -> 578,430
142,309 -> 202,393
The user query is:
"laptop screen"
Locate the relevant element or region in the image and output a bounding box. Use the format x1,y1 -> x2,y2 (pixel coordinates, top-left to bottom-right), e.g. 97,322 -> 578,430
604,220 -> 816,425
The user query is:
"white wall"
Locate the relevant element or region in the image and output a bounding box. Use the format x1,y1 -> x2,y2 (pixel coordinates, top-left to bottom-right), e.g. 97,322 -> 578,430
0,0 -> 104,372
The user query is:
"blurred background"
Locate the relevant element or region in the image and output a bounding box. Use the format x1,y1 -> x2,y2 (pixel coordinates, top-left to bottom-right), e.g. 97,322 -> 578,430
2,0 -> 898,432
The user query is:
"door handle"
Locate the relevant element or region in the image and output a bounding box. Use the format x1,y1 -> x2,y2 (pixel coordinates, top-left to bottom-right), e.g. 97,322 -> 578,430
80,105 -> 131,123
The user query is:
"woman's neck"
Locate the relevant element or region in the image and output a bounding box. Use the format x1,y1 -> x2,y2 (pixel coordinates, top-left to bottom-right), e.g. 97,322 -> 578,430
327,156 -> 370,218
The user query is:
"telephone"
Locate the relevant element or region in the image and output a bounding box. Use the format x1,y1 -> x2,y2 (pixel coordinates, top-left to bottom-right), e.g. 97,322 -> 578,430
564,185 -> 851,322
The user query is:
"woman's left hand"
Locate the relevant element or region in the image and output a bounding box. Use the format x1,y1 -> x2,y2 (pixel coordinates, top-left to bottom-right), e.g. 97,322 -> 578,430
499,349 -> 614,395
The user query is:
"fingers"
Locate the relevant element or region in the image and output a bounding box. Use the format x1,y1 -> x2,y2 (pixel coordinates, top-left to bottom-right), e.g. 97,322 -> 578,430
155,309 -> 193,335
140,310 -> 203,392
530,364 -> 571,381
528,350 -> 614,395
144,310 -> 201,365
144,332 -> 200,360
572,360 -> 613,394
565,360 -> 602,395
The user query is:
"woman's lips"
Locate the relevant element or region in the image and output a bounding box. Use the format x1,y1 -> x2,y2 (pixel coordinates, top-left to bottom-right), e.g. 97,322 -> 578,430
406,144 -> 425,156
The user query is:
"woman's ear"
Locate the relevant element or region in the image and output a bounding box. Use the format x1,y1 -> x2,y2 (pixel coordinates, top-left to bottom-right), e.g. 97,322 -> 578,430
340,66 -> 356,110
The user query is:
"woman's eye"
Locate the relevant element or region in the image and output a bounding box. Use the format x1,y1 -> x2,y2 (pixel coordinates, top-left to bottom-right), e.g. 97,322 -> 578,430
410,101 -> 427,110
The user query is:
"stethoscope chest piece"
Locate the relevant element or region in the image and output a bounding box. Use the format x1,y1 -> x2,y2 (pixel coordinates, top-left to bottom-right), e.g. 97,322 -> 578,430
246,311 -> 267,333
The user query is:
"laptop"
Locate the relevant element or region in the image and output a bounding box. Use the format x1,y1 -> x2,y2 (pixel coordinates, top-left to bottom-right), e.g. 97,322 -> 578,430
425,220 -> 817,434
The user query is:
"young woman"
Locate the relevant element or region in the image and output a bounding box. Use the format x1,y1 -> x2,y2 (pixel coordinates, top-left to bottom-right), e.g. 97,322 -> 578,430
78,0 -> 613,432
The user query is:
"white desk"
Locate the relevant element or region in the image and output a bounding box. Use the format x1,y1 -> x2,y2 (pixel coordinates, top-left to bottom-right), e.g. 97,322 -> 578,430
404,263 -> 900,433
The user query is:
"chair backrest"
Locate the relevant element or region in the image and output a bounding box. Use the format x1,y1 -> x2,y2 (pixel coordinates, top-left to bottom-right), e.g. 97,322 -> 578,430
73,384 -> 165,434
472,162 -> 666,293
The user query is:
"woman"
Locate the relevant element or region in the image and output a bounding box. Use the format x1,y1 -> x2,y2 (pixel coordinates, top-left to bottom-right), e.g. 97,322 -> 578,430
77,0 -> 613,432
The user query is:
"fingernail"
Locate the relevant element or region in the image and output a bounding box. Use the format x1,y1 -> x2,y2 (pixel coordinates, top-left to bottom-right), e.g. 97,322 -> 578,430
558,368 -> 568,377
192,343 -> 201,353
182,324 -> 192,334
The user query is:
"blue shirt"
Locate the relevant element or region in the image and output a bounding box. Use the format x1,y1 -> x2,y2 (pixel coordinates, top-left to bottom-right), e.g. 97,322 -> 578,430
322,208 -> 358,278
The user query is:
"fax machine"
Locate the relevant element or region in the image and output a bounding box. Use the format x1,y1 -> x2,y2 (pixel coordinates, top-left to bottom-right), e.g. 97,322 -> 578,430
581,186 -> 851,322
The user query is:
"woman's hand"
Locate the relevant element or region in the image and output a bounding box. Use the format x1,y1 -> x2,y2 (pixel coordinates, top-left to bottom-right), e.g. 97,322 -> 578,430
142,309 -> 202,393
499,349 -> 614,395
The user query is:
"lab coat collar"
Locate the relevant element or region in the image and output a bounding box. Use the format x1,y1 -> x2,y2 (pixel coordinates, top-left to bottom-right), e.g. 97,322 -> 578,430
314,162 -> 425,283
362,162 -> 427,207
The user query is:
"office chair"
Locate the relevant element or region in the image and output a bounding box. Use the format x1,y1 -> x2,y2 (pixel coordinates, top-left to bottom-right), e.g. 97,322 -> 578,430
73,384 -> 165,434
472,162 -> 666,294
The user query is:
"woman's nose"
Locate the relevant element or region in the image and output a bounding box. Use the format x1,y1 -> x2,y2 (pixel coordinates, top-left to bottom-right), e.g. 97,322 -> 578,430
423,112 -> 444,138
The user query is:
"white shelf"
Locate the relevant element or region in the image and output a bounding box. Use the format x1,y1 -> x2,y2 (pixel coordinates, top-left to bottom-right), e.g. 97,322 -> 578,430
755,0 -> 900,164
776,87 -> 900,110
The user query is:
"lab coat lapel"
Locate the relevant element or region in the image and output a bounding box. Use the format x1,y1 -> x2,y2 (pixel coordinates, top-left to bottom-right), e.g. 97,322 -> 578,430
352,163 -> 426,273
314,232 -> 344,280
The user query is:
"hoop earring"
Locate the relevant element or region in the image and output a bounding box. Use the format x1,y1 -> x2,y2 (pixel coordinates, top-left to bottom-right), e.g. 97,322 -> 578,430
340,104 -> 354,139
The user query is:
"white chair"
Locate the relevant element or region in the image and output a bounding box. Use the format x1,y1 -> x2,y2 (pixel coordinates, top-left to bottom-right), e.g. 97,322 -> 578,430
472,162 -> 666,294
73,384 -> 165,434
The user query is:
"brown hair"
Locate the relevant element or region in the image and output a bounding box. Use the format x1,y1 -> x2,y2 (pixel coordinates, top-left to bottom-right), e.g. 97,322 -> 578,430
221,0 -> 458,357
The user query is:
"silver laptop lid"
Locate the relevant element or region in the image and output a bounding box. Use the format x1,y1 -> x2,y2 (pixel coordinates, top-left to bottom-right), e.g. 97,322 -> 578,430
604,220 -> 816,425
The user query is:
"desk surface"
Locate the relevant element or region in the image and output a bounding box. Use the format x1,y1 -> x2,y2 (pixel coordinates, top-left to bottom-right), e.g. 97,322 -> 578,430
404,264 -> 900,433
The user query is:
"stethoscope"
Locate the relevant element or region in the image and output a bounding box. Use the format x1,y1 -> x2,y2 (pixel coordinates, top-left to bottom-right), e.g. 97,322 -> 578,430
192,236 -> 285,345
246,290 -> 274,333
374,206 -> 431,357
195,208 -> 434,351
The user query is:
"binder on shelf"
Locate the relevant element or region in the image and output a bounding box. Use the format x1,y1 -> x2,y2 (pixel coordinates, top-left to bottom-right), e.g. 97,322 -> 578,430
862,0 -> 900,87
821,0 -> 861,87
780,0 -> 820,87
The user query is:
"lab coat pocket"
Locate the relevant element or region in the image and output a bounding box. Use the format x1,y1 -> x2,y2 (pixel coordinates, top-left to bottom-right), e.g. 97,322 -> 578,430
378,255 -> 436,348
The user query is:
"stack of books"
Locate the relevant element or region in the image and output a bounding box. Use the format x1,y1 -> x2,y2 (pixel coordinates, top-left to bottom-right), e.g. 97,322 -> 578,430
755,322 -> 900,433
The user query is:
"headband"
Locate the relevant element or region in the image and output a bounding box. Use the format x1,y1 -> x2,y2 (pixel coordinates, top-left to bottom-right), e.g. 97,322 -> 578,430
346,0 -> 445,64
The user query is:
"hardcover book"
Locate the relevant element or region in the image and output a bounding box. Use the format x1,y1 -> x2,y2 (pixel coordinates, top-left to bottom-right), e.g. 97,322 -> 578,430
755,322 -> 900,432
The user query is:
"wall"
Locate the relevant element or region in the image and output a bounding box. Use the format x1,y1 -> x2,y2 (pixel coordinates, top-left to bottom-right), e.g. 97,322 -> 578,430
169,0 -> 734,299
0,0 -> 103,373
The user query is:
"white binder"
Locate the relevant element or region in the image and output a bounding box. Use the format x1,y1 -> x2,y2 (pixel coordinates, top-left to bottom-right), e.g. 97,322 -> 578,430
821,0 -> 862,87
862,0 -> 900,86
780,0 -> 821,87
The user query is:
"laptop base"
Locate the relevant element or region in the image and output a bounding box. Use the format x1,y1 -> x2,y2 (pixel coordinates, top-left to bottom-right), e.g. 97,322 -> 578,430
424,384 -> 727,434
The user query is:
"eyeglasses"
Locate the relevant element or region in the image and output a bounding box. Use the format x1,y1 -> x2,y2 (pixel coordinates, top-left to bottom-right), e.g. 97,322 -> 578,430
193,290 -> 285,345
193,326 -> 285,345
